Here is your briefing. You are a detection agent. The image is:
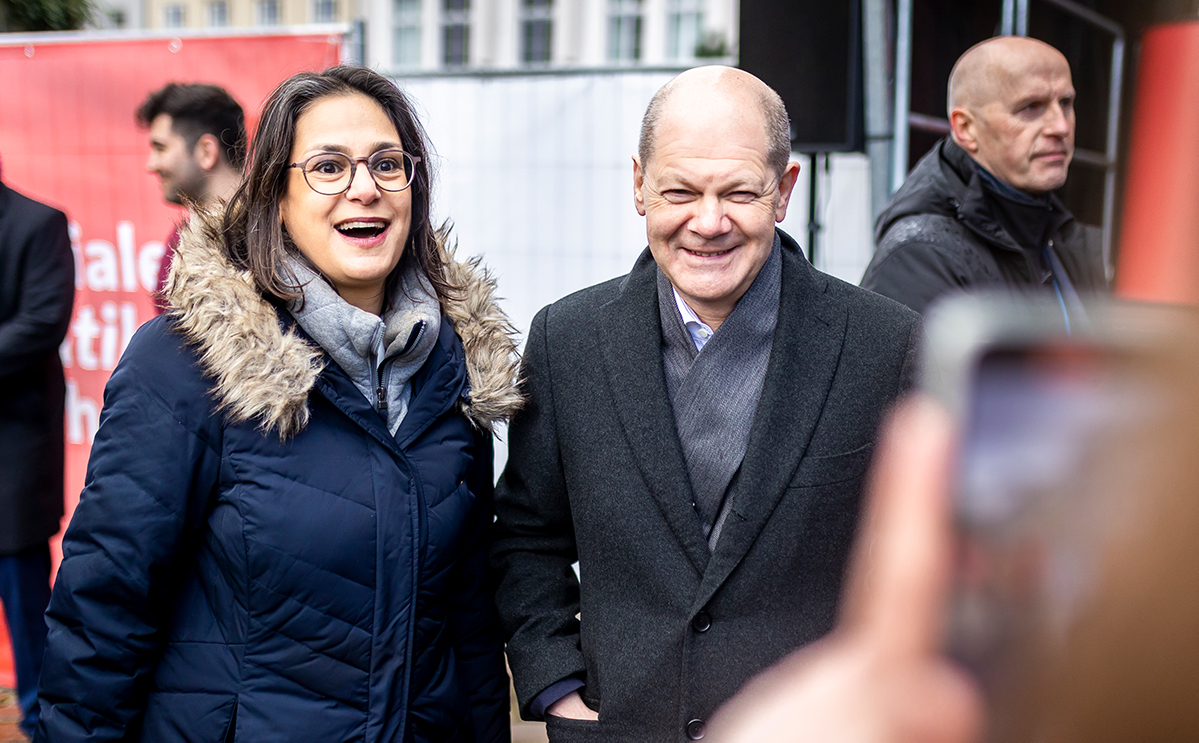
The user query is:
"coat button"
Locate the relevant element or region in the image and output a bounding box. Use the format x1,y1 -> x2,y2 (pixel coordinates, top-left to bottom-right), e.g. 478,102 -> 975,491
687,718 -> 705,739
692,611 -> 711,633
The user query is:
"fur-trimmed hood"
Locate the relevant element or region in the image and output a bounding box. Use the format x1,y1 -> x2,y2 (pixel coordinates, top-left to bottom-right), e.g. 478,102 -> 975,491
163,208 -> 522,438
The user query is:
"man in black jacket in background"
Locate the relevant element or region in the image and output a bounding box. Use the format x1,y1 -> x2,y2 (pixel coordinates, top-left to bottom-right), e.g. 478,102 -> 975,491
861,36 -> 1107,317
0,162 -> 75,737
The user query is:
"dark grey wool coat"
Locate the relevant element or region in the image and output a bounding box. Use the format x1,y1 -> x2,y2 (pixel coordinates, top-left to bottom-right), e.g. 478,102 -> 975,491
492,230 -> 920,743
0,182 -> 74,555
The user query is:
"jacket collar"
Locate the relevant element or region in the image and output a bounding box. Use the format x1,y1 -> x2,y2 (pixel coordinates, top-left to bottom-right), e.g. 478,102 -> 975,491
306,314 -> 468,457
941,138 -> 1073,254
876,137 -> 1075,256
597,230 -> 845,580
599,246 -> 711,573
164,205 -> 522,439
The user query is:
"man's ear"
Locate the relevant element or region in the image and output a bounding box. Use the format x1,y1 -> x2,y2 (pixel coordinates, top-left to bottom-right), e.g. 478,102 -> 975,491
632,155 -> 647,217
949,108 -> 979,154
773,160 -> 802,222
193,133 -> 222,172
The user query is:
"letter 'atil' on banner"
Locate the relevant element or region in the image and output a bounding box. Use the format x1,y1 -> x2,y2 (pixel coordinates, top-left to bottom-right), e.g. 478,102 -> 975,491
59,220 -> 163,446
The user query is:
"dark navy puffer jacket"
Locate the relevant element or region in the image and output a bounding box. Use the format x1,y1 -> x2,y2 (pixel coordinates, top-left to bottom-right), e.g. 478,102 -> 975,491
35,214 -> 523,743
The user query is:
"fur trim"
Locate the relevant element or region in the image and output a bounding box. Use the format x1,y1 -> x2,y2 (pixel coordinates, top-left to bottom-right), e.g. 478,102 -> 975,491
438,233 -> 525,431
164,208 -> 522,438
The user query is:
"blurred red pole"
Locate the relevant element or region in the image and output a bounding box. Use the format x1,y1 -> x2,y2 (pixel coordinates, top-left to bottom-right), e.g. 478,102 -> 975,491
1116,21 -> 1199,303
0,610 -> 13,689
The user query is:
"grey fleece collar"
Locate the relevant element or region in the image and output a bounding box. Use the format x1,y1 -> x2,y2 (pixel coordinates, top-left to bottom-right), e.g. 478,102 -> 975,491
285,257 -> 442,435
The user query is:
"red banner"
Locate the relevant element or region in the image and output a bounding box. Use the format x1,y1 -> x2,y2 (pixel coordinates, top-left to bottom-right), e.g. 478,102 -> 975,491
0,29 -> 342,690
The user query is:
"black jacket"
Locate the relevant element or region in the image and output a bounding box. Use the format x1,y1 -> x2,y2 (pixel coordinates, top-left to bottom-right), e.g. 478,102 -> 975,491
861,138 -> 1107,315
492,230 -> 919,742
0,182 -> 74,555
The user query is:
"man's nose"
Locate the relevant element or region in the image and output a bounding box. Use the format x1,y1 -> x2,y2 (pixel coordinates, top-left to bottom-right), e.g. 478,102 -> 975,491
346,161 -> 380,201
145,153 -> 158,174
1045,102 -> 1072,137
690,195 -> 730,237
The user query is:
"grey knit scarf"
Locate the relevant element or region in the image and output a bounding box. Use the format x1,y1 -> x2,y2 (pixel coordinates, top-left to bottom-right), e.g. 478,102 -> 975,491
658,235 -> 782,549
286,257 -> 441,435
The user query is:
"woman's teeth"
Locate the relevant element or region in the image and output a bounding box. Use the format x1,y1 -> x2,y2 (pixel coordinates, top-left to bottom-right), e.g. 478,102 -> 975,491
337,221 -> 387,238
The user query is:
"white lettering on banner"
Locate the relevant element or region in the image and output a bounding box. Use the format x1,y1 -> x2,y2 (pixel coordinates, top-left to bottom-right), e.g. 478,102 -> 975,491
84,240 -> 119,292
72,221 -> 165,294
61,221 -> 164,372
66,380 -> 99,445
66,301 -> 141,372
71,306 -> 101,370
100,302 -> 121,369
117,221 -> 138,292
139,241 -> 165,292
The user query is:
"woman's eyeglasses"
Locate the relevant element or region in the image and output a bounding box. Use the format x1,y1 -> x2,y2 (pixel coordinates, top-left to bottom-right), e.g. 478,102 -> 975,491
288,149 -> 421,196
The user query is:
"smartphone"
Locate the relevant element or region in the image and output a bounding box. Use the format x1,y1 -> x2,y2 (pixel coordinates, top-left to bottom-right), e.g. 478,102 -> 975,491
922,293 -> 1184,741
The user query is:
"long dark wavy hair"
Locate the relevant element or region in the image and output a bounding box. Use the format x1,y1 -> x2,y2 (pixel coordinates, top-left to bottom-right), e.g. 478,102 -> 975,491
221,65 -> 458,307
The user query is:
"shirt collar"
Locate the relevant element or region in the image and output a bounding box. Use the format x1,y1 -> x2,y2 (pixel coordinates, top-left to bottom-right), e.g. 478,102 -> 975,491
672,287 -> 715,352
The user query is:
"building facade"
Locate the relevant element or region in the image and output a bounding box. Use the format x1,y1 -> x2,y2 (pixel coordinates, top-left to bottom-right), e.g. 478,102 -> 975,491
119,0 -> 736,72
140,0 -> 353,30
364,0 -> 738,72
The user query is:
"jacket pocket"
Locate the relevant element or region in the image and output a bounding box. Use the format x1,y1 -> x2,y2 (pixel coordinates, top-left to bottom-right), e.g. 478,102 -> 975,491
788,441 -> 874,488
544,716 -> 606,743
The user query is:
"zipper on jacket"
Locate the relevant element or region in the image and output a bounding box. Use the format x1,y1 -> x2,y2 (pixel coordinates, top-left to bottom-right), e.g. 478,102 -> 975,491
373,319 -> 426,415
376,363 -> 388,412
374,323 -> 388,413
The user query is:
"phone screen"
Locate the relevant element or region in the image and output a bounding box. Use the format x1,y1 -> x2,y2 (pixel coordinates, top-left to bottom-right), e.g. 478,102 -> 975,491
948,344 -> 1162,736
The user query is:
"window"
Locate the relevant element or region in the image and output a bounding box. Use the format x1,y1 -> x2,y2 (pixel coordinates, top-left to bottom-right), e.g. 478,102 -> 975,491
393,0 -> 422,68
162,4 -> 186,27
442,0 -> 470,67
207,1 -> 229,27
520,0 -> 552,65
314,0 -> 338,22
666,0 -> 702,61
257,0 -> 281,25
607,0 -> 642,62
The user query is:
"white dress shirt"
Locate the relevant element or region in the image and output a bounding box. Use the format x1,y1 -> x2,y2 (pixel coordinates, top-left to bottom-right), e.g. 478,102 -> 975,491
672,287 -> 715,352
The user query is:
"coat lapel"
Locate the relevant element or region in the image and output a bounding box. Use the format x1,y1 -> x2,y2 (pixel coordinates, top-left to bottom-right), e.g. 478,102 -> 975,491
599,249 -> 711,575
694,236 -> 848,608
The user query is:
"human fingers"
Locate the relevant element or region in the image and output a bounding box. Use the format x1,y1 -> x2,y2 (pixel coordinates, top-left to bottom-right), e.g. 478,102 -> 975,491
841,394 -> 957,659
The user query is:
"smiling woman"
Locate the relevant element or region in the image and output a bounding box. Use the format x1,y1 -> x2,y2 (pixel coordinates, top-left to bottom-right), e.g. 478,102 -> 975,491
35,66 -> 522,743
279,93 -> 415,314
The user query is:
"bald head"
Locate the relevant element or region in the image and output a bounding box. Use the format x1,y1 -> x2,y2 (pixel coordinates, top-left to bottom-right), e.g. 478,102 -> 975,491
948,36 -> 1070,114
946,36 -> 1076,193
638,66 -> 791,177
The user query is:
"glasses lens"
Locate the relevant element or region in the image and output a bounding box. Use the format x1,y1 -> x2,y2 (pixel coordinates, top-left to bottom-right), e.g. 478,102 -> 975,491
303,153 -> 353,195
370,150 -> 414,192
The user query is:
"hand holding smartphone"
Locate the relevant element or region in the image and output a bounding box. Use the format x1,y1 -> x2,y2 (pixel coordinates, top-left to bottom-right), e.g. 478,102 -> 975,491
922,293 -> 1188,742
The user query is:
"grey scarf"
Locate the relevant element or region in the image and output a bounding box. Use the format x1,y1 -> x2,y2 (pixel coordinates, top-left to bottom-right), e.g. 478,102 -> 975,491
658,235 -> 782,549
286,257 -> 441,435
